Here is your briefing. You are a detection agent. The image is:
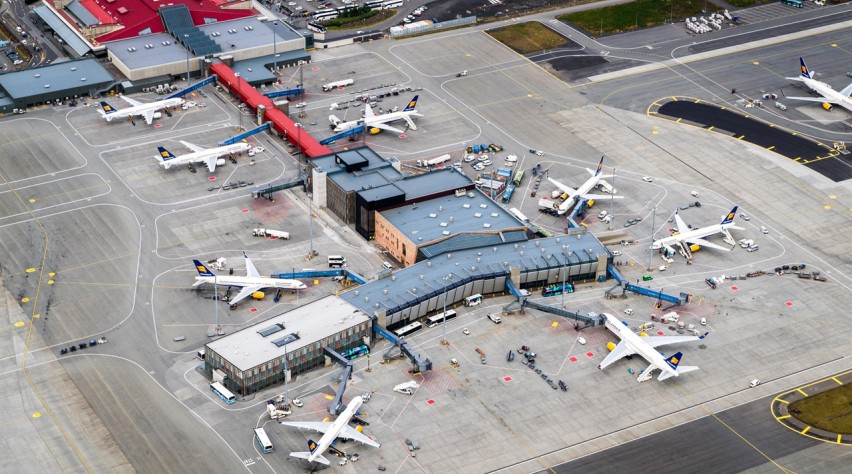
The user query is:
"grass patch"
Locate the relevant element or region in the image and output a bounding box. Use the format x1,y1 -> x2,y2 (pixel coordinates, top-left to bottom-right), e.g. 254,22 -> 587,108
487,22 -> 569,54
558,0 -> 707,35
789,384 -> 852,434
323,7 -> 393,30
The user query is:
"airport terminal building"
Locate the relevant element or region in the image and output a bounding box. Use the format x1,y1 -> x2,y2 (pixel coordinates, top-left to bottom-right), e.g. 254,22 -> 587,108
204,296 -> 371,395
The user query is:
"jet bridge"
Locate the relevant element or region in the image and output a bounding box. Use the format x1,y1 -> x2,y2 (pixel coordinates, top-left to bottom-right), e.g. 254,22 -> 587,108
323,346 -> 353,416
218,122 -> 272,146
607,263 -> 689,306
319,125 -> 366,145
372,320 -> 432,373
165,75 -> 217,99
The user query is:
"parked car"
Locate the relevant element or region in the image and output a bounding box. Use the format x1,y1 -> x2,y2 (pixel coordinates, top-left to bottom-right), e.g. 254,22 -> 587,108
292,398 -> 303,407
760,226 -> 769,234
741,213 -> 750,221
642,176 -> 653,182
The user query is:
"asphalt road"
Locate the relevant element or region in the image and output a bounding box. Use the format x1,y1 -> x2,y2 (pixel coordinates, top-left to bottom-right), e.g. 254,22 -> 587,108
542,393 -> 821,474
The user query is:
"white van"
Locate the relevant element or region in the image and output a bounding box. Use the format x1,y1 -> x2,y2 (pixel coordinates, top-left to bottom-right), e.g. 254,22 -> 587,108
488,313 -> 502,324
749,379 -> 760,388
598,210 -> 608,220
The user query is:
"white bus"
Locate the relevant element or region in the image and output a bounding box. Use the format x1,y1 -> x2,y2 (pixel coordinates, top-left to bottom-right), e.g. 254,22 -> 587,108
365,0 -> 384,9
254,428 -> 273,453
464,294 -> 482,307
382,0 -> 403,9
327,255 -> 346,268
312,9 -> 339,21
426,309 -> 457,328
210,382 -> 236,404
394,321 -> 423,338
306,21 -> 327,33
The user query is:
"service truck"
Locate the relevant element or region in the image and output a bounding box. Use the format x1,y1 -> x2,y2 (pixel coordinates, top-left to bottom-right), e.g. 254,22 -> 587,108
253,228 -> 290,240
322,79 -> 354,92
416,154 -> 451,167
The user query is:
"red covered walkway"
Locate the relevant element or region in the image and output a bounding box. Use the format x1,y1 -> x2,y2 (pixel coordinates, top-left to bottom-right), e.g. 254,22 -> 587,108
210,62 -> 331,159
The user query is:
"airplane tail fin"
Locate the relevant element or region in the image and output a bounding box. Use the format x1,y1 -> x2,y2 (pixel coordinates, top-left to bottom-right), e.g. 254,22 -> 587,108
594,156 -> 604,176
664,351 -> 684,371
308,439 -> 319,454
403,95 -> 419,112
193,260 -> 215,277
799,57 -> 813,79
157,147 -> 178,168
721,206 -> 738,225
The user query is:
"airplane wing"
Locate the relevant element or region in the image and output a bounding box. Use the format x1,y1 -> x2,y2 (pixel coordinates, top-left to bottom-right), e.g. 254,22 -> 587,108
144,109 -> 155,125
339,426 -> 381,447
204,157 -> 217,173
547,177 -> 577,196
597,340 -> 636,370
785,96 -> 839,104
364,103 -> 376,119
658,365 -> 699,381
180,141 -> 207,153
279,421 -> 333,434
674,213 -> 688,235
371,122 -> 407,134
229,285 -> 261,306
401,115 -> 417,131
683,237 -> 730,251
597,179 -> 616,193
579,193 -> 623,200
840,83 -> 852,97
642,334 -> 704,349
120,96 -> 143,107
244,256 -> 260,278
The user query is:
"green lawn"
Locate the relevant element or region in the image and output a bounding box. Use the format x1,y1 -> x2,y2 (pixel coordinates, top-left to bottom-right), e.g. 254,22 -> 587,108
558,0 -> 707,35
789,384 -> 852,434
487,22 -> 569,54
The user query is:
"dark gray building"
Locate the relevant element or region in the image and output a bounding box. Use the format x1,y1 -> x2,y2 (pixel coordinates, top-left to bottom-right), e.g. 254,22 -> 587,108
0,59 -> 115,112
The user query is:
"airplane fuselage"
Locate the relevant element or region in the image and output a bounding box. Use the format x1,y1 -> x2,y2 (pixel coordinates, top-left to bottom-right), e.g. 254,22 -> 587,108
802,78 -> 852,113
603,314 -> 677,379
334,110 -> 419,132
161,143 -> 250,169
194,275 -> 306,290
653,223 -> 732,249
310,397 -> 364,463
103,98 -> 184,122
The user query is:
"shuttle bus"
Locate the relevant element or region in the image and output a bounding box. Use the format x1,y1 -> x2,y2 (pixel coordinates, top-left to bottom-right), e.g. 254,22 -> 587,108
426,309 -> 457,328
254,428 -> 274,453
341,344 -> 370,360
542,283 -> 574,297
508,207 -> 529,223
464,294 -> 482,307
210,382 -> 236,404
306,21 -> 327,33
365,0 -> 384,9
312,9 -> 339,21
328,255 -> 347,268
382,0 -> 403,9
394,321 -> 423,338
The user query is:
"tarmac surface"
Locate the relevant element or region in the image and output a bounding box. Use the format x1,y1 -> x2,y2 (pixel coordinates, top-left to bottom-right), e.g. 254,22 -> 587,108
0,1 -> 851,473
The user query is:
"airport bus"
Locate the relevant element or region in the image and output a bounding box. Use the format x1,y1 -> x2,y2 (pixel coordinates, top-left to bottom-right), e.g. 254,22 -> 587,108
306,21 -> 327,33
542,283 -> 574,297
382,0 -> 403,9
210,382 -> 236,404
364,0 -> 384,9
328,255 -> 346,268
341,344 -> 370,360
780,0 -> 803,7
312,9 -> 339,21
426,309 -> 457,328
502,184 -> 515,204
394,321 -> 423,338
254,428 -> 274,453
464,294 -> 482,307
512,169 -> 524,186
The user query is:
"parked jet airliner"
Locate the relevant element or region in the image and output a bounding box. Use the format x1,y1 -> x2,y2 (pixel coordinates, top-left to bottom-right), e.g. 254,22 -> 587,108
785,57 -> 852,113
330,96 -> 423,134
192,255 -> 306,307
156,141 -> 250,173
98,96 -> 184,125
538,156 -> 623,215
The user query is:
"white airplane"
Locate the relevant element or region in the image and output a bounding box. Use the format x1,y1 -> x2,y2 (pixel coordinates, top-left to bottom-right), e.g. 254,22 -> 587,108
785,57 -> 852,113
652,206 -> 742,260
537,156 -> 623,215
330,95 -> 423,134
192,254 -> 307,306
281,396 -> 380,465
98,96 -> 185,125
599,313 -> 706,382
156,141 -> 250,173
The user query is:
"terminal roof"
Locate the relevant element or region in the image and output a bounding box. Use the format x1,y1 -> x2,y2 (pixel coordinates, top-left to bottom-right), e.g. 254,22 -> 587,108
107,34 -> 188,70
380,188 -> 526,247
340,233 -> 607,317
0,59 -> 114,99
206,296 -> 370,372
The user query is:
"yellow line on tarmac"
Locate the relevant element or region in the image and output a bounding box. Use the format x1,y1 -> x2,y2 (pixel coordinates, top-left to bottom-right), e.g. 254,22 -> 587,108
802,426 -> 811,434
797,388 -> 808,397
831,377 -> 842,385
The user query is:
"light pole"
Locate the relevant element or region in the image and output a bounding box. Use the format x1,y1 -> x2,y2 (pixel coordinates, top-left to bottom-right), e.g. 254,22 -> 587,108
307,187 -> 314,257
608,167 -> 615,230
441,273 -> 453,345
561,253 -> 568,309
184,34 -> 190,86
272,21 -> 278,79
235,72 -> 242,132
648,206 -> 657,271
283,343 -> 289,404
295,122 -> 303,158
